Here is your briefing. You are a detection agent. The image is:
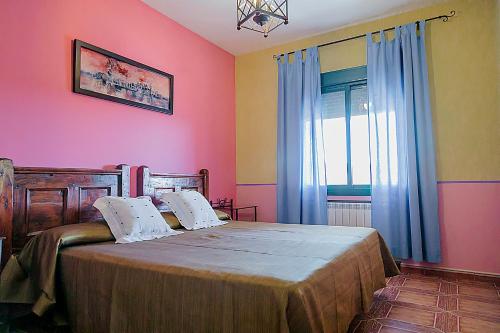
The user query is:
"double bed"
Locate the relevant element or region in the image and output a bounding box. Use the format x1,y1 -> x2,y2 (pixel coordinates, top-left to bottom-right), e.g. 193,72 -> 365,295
0,159 -> 398,333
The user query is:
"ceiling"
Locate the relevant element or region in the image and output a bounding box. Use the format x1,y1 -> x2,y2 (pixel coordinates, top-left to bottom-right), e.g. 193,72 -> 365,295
142,0 -> 444,55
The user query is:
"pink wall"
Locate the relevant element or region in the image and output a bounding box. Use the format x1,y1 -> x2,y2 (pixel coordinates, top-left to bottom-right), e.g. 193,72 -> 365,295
422,182 -> 500,274
0,0 -> 235,199
237,185 -> 276,222
238,182 -> 500,274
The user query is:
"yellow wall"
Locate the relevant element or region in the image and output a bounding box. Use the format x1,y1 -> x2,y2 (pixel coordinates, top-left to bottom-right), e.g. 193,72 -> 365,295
236,0 -> 500,184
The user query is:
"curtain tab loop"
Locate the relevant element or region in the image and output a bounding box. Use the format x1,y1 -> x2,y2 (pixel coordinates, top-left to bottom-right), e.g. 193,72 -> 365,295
366,32 -> 373,44
418,20 -> 426,35
380,30 -> 386,43
306,47 -> 318,62
294,50 -> 303,63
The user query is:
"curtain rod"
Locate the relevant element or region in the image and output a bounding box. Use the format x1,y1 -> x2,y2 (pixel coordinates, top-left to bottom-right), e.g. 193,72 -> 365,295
273,10 -> 455,59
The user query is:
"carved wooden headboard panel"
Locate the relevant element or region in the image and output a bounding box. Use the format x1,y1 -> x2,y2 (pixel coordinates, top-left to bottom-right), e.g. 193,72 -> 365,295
137,166 -> 208,213
0,158 -> 130,266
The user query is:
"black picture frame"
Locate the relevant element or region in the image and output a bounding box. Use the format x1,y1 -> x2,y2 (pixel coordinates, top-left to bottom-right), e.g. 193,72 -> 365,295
73,39 -> 174,115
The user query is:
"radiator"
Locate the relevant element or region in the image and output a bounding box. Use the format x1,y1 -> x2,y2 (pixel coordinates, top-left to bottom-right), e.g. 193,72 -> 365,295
327,201 -> 372,227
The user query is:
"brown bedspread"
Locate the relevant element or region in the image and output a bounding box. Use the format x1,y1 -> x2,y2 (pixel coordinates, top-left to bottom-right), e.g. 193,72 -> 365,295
58,222 -> 398,333
0,222 -> 114,317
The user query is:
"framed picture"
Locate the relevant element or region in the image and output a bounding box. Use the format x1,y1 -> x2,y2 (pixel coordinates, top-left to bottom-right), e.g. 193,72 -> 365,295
73,39 -> 173,115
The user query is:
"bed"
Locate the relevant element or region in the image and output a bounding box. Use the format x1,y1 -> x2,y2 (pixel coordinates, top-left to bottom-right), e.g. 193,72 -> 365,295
0,160 -> 398,333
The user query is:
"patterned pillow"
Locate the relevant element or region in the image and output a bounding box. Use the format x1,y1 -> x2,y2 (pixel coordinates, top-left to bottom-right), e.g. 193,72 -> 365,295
160,191 -> 227,230
93,196 -> 182,243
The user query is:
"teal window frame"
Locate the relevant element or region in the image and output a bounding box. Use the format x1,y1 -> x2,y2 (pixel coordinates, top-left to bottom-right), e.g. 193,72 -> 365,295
321,66 -> 371,196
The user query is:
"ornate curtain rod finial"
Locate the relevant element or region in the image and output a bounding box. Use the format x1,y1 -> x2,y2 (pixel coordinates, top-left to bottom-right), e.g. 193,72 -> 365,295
442,10 -> 456,22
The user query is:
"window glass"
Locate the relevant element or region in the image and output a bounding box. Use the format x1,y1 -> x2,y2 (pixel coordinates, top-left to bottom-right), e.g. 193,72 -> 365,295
321,66 -> 370,196
321,90 -> 347,185
350,86 -> 370,185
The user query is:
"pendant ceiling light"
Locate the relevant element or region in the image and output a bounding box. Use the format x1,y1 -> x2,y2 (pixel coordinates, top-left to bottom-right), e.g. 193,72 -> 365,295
237,0 -> 288,38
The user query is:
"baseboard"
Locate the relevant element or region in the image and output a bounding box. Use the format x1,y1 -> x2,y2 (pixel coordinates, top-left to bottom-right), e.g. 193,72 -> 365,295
400,263 -> 500,283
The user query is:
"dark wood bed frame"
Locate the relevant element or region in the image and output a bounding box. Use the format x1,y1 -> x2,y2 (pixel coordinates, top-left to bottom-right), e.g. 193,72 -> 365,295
0,161 -> 208,267
0,158 -> 130,267
137,166 -> 209,213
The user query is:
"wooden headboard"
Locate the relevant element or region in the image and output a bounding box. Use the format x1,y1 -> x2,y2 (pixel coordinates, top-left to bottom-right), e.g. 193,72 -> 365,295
0,158 -> 130,266
137,166 -> 208,212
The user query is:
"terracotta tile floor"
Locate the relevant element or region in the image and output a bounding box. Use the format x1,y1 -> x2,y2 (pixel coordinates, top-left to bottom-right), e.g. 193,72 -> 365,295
348,272 -> 500,333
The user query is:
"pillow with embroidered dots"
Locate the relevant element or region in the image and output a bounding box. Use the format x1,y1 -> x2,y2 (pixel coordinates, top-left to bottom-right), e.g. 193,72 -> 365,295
93,196 -> 182,243
160,191 -> 227,230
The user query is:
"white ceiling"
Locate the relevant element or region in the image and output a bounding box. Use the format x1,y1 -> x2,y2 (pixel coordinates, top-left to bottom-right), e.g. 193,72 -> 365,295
143,0 -> 444,55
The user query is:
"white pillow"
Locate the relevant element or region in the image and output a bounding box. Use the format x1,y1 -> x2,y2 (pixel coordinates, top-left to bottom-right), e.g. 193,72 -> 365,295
160,191 -> 227,230
93,196 -> 182,243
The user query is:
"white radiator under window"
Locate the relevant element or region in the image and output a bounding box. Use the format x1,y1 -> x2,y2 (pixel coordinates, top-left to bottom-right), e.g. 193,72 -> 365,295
327,201 -> 372,227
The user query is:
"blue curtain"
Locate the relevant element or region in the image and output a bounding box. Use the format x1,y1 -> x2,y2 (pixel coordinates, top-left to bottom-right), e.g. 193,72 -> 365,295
277,47 -> 328,225
367,21 -> 441,263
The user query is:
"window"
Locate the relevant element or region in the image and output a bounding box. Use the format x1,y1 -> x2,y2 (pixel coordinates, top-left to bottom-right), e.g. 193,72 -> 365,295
321,66 -> 370,196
